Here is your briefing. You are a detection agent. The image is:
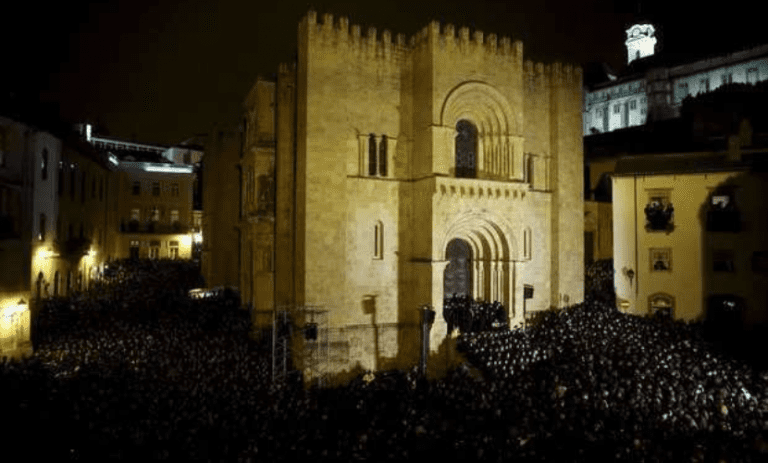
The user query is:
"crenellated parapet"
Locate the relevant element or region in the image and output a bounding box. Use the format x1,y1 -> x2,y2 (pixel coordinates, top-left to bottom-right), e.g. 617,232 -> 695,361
408,20 -> 523,65
524,60 -> 583,97
303,11 -> 527,67
302,11 -> 406,64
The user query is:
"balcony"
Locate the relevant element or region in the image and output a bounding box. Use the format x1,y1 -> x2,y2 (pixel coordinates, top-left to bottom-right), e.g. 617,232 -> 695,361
644,202 -> 674,232
57,237 -> 91,258
120,221 -> 190,234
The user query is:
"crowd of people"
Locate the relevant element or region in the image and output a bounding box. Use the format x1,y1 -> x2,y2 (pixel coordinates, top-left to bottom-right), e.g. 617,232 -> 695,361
443,294 -> 507,334
2,259 -> 768,460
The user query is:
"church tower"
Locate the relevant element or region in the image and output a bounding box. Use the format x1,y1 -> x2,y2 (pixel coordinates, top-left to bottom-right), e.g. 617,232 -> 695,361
625,23 -> 657,65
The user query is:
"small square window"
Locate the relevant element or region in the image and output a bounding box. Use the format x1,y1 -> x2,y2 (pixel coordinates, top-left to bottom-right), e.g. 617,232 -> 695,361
713,250 -> 735,272
650,248 -> 672,272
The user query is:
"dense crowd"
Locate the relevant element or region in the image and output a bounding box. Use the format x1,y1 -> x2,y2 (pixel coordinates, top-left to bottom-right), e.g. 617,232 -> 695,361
3,259 -> 768,461
443,294 -> 508,334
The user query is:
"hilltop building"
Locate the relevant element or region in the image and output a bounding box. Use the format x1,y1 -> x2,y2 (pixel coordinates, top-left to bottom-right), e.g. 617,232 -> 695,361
207,11 -> 585,384
582,23 -> 768,136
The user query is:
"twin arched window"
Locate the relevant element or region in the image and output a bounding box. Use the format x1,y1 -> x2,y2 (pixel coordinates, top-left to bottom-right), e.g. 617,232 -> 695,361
368,134 -> 387,177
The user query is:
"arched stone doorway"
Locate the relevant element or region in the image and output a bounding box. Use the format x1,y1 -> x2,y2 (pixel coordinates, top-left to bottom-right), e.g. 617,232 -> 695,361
444,238 -> 473,334
444,238 -> 472,299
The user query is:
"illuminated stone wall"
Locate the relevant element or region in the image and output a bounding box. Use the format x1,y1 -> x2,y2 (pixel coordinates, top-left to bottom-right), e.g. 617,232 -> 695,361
241,11 -> 584,380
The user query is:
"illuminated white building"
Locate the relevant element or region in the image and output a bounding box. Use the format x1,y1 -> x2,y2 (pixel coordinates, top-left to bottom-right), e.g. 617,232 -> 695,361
583,24 -> 768,135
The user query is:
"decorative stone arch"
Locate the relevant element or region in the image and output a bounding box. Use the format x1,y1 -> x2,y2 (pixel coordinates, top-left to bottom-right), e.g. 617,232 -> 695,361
438,210 -> 516,306
440,81 -> 520,179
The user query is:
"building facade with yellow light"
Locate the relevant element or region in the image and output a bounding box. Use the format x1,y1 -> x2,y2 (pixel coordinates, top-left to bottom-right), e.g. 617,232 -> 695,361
113,161 -> 195,260
0,116 -> 118,359
226,11 -> 585,384
612,129 -> 768,328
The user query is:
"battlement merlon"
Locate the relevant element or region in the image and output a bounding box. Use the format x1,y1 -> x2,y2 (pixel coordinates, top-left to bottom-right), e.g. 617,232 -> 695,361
524,59 -> 583,92
303,10 -> 529,62
301,11 -> 405,60
420,21 -> 523,60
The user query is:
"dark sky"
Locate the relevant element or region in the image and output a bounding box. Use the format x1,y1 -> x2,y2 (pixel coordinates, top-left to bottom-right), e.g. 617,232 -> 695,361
5,0 -> 764,145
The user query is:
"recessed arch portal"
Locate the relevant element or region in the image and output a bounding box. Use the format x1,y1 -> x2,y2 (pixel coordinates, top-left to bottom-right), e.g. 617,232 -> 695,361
444,238 -> 473,298
439,211 -> 516,309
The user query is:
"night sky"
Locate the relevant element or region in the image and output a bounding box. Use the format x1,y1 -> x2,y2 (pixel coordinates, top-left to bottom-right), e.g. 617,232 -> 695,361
5,0 -> 764,145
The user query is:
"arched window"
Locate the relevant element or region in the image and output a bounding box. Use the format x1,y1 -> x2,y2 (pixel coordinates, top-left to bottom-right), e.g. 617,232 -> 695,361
41,149 -> 48,180
455,120 -> 477,178
648,293 -> 674,319
378,135 -> 387,176
374,221 -> 383,259
368,134 -> 377,176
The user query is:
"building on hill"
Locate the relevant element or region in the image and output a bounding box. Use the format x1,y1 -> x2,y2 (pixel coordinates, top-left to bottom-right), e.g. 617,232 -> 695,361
583,21 -> 768,136
611,120 -> 768,328
216,11 -> 584,384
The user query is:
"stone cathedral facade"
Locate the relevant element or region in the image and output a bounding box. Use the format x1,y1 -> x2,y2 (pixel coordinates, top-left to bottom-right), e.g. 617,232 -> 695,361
236,11 -> 584,382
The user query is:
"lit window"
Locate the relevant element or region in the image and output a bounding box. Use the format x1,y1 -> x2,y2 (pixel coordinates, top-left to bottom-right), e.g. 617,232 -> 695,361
131,209 -> 140,221
700,78 -> 709,93
39,213 -> 45,241
170,210 -> 179,223
648,293 -> 674,319
41,149 -> 48,180
149,241 -> 160,259
151,207 -> 160,222
747,68 -> 758,85
650,248 -> 672,272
